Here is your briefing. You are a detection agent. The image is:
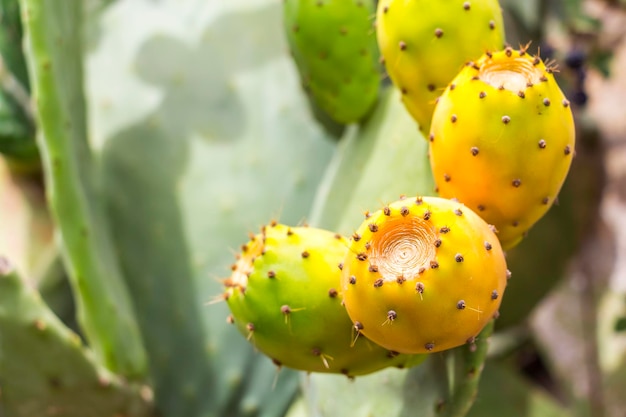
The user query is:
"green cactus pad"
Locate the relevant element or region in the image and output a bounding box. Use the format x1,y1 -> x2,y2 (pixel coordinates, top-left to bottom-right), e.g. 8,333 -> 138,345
429,47 -> 576,250
0,257 -> 152,417
225,223 -> 426,376
19,0 -> 147,376
284,0 -> 380,124
376,0 -> 505,133
341,196 -> 507,354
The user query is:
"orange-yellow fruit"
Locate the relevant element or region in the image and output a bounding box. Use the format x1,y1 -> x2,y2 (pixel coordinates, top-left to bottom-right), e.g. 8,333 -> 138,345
429,47 -> 576,249
341,196 -> 507,354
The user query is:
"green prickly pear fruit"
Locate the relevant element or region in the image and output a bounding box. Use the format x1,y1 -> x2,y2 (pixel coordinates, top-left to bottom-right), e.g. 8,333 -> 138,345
376,0 -> 505,133
283,0 -> 380,124
429,47 -> 576,250
341,196 -> 507,354
223,223 -> 426,376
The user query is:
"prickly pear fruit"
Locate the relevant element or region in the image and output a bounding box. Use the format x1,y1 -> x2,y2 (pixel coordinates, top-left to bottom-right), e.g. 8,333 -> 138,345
341,196 -> 507,354
283,0 -> 380,124
376,0 -> 505,132
224,223 -> 426,376
429,47 -> 576,250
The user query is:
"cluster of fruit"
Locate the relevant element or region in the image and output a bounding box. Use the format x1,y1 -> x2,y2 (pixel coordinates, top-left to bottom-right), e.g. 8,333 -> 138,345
220,0 -> 575,377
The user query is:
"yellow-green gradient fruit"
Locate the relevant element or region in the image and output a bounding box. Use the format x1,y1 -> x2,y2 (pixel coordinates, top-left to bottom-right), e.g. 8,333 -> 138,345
429,47 -> 576,250
284,0 -> 380,124
341,197 -> 507,354
224,223 -> 426,376
376,0 -> 504,133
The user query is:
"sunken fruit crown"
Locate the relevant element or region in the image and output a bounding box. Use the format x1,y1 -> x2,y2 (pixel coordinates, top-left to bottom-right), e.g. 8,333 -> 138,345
429,46 -> 576,250
341,196 -> 508,354
224,223 -> 426,377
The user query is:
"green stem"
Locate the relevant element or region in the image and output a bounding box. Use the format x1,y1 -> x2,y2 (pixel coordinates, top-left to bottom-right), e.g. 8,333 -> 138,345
18,0 -> 146,378
440,321 -> 494,417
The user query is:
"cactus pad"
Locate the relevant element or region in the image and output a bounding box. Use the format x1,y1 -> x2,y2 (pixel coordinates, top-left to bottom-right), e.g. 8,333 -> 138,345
429,47 -> 576,250
224,223 -> 425,376
284,0 -> 380,124
0,257 -> 152,417
376,0 -> 504,132
341,196 -> 507,354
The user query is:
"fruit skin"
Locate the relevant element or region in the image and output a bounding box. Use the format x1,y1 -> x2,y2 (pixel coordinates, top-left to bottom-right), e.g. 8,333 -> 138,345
284,0 -> 380,124
341,196 -> 507,354
429,47 -> 576,250
376,0 -> 505,133
224,223 -> 426,376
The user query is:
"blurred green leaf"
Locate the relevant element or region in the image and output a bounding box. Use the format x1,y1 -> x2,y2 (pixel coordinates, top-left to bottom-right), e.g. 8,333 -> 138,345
467,361 -> 570,417
0,258 -> 152,417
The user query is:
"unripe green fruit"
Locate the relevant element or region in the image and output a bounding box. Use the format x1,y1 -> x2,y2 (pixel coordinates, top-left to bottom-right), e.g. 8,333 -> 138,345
429,47 -> 576,250
341,197 -> 507,354
376,0 -> 505,132
224,223 -> 426,376
284,0 -> 380,124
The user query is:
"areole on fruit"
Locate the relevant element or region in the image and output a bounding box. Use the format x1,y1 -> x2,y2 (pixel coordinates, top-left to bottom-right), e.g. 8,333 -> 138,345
341,197 -> 508,354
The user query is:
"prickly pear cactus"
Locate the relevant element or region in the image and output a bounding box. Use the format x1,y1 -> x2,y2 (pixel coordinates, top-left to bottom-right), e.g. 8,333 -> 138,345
429,47 -> 576,250
284,0 -> 380,124
341,196 -> 507,354
376,0 -> 505,132
224,223 -> 425,376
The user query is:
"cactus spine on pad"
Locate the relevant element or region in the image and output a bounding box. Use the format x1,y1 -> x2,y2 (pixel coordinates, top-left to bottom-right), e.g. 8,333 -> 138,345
284,0 -> 380,124
224,223 -> 426,376
429,47 -> 576,250
376,0 -> 505,133
341,196 -> 507,354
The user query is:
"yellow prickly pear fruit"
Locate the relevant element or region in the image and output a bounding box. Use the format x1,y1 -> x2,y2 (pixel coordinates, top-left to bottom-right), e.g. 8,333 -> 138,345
376,0 -> 505,133
341,196 -> 508,354
429,47 -> 576,250
224,223 -> 426,376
